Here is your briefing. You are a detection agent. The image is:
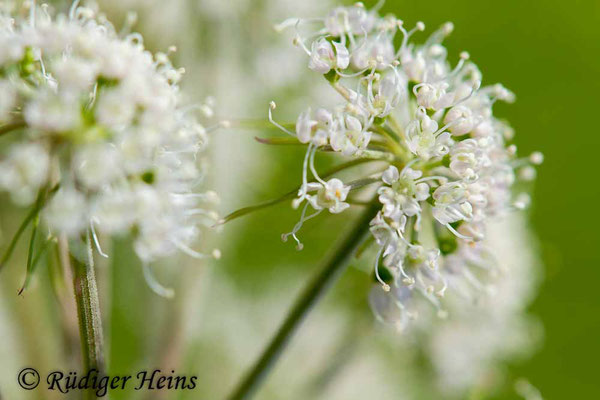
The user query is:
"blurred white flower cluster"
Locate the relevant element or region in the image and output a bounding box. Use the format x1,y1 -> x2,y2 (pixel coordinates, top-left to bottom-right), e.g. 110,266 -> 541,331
0,1 -> 218,262
270,3 -> 542,329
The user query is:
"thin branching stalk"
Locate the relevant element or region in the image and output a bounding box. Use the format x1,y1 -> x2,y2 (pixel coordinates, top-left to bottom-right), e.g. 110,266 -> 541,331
226,201 -> 380,400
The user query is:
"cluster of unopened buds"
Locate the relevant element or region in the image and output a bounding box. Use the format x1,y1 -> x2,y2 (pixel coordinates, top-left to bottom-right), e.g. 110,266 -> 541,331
268,2 -> 542,330
0,1 -> 221,276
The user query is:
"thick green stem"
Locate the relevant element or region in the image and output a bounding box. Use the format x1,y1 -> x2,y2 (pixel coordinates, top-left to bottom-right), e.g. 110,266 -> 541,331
70,233 -> 105,398
226,202 -> 380,400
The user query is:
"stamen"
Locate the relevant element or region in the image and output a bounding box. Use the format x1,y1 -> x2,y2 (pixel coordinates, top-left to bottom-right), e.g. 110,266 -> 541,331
142,263 -> 174,298
424,22 -> 453,48
295,143 -> 314,206
87,82 -> 98,109
90,219 -> 108,258
171,238 -> 210,259
529,151 -> 544,165
203,122 -> 227,134
396,21 -> 425,56
282,203 -> 323,250
400,158 -> 419,175
433,117 -> 465,137
30,0 -> 37,26
447,51 -> 470,78
69,0 -> 81,21
372,0 -> 386,12
292,20 -> 313,55
309,145 -> 327,185
336,68 -> 370,78
462,267 -> 485,291
276,15 -> 328,32
436,275 -> 448,298
374,244 -> 390,291
445,223 -> 474,241
268,101 -> 296,137
452,80 -> 481,106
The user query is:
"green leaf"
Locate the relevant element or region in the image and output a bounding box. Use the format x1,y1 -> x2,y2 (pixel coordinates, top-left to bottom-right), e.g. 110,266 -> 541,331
254,136 -> 302,145
0,184 -> 59,272
17,216 -> 41,295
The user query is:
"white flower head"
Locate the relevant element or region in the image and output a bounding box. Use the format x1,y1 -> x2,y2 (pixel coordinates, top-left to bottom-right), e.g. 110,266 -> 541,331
261,3 -> 541,331
308,38 -> 349,74
0,3 -> 219,263
307,178 -> 351,214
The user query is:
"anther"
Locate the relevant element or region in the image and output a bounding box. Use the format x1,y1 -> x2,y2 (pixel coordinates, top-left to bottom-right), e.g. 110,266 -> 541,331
442,22 -> 454,35
529,151 -> 544,165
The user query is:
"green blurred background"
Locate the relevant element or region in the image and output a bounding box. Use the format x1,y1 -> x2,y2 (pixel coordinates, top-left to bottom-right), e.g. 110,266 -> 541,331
376,0 -> 600,397
1,0 -> 599,399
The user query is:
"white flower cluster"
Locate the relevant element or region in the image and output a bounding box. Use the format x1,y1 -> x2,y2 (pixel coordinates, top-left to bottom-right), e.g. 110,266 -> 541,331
0,2 -> 219,262
270,3 -> 542,329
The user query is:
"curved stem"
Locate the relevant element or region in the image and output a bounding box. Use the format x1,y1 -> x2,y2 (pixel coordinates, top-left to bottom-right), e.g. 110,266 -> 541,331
225,201 -> 380,400
70,232 -> 105,398
0,120 -> 25,137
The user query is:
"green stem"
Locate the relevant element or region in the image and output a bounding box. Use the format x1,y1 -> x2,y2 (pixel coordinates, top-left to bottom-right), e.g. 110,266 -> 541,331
219,158 -> 377,225
0,120 -> 25,136
70,233 -> 105,398
225,201 -> 380,400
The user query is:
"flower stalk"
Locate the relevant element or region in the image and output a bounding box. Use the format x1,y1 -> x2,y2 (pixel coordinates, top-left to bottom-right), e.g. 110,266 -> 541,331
226,201 -> 380,400
70,233 -> 105,389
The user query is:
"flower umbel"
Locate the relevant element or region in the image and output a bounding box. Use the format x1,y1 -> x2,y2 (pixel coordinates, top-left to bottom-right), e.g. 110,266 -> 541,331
264,2 -> 542,330
0,2 -> 219,265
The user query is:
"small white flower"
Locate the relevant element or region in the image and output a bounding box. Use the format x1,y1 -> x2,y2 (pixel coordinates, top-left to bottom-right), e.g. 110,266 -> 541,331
0,143 -> 50,205
330,113 -> 371,155
44,188 -> 88,236
352,35 -> 395,70
307,178 -> 350,214
444,105 -> 477,136
432,182 -> 473,226
308,38 -> 349,74
324,5 -> 374,36
415,82 -> 456,110
296,107 -> 333,146
95,88 -> 137,129
73,144 -> 122,189
24,91 -> 82,132
53,57 -> 98,93
449,139 -> 491,181
377,165 -> 430,225
369,72 -> 403,117
406,109 -> 453,160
